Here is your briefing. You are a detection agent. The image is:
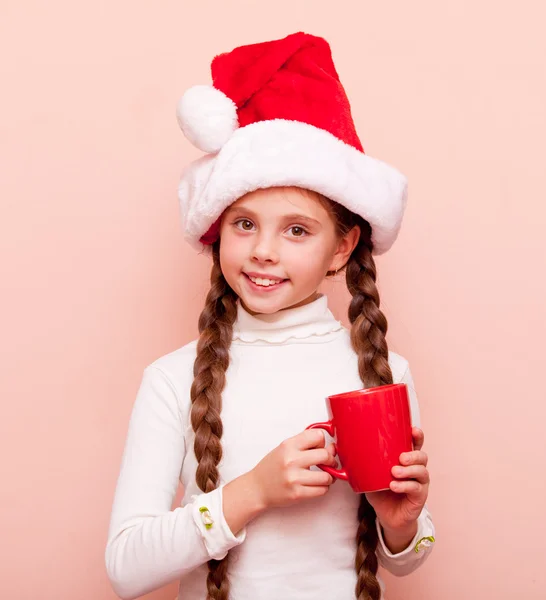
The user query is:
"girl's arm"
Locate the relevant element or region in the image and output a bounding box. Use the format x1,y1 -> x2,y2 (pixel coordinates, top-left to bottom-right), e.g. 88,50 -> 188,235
376,503 -> 436,576
105,366 -> 245,600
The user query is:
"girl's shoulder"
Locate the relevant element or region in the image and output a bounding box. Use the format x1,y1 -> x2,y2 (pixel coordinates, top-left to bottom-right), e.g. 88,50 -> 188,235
144,338 -> 199,404
338,327 -> 411,383
388,349 -> 411,383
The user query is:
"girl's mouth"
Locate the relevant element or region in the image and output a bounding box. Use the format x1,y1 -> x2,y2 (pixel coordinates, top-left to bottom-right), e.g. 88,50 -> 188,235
243,273 -> 289,292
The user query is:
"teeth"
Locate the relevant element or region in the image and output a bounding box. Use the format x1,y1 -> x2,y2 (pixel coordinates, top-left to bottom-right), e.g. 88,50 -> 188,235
248,275 -> 282,287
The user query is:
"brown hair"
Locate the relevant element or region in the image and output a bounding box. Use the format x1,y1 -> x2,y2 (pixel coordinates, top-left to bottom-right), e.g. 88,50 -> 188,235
190,190 -> 392,600
324,198 -> 392,600
189,255 -> 238,600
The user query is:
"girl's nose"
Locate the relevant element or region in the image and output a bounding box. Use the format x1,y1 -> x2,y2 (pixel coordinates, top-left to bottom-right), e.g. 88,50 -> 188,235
252,236 -> 279,263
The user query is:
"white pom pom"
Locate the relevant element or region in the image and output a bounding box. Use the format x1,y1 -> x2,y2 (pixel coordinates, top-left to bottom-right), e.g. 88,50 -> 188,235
176,85 -> 239,153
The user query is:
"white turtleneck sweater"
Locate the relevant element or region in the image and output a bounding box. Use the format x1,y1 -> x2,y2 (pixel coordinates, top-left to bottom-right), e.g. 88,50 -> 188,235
105,294 -> 435,600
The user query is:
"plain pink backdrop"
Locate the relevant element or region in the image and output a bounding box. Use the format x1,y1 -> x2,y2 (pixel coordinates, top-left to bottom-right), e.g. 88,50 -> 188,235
1,1 -> 545,599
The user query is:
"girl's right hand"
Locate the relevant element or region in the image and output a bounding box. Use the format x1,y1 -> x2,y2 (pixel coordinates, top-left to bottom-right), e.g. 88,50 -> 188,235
248,429 -> 337,509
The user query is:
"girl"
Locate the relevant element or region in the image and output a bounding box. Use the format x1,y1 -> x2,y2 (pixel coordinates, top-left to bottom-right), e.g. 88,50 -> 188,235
105,32 -> 435,600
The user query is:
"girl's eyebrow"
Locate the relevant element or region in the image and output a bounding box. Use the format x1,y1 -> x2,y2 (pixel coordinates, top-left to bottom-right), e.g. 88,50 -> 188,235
227,206 -> 322,227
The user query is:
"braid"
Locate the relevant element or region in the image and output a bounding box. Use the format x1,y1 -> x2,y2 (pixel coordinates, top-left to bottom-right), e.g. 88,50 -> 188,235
190,241 -> 237,600
346,231 -> 393,600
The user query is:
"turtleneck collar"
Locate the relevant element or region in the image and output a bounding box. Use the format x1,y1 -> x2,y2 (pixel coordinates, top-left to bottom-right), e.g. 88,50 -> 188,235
232,293 -> 344,344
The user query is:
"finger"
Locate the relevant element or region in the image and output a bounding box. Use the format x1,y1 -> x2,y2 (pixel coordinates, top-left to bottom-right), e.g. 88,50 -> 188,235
296,429 -> 327,450
412,427 -> 424,451
389,479 -> 425,496
297,484 -> 332,499
392,464 -> 430,485
326,442 -> 337,457
296,448 -> 337,468
399,449 -> 428,467
299,468 -> 335,487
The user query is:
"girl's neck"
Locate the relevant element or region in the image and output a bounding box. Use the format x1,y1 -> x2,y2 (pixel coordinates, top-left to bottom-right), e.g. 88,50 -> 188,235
233,293 -> 343,345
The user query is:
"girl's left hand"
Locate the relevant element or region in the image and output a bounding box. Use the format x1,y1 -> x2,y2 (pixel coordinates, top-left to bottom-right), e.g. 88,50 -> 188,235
365,427 -> 430,534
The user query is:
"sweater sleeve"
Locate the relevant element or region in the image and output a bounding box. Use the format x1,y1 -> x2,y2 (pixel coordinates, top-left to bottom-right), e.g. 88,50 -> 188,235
375,362 -> 436,576
105,365 -> 246,600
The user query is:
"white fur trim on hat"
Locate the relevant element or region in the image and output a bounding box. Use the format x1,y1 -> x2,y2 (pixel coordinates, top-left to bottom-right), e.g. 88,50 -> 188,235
176,85 -> 239,153
177,119 -> 408,256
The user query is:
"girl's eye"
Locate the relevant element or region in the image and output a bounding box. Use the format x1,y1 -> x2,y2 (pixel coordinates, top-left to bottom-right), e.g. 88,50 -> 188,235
235,219 -> 255,231
289,226 -> 308,237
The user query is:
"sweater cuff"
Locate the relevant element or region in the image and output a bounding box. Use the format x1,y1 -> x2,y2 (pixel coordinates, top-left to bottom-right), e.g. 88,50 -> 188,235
191,486 -> 246,560
376,506 -> 435,563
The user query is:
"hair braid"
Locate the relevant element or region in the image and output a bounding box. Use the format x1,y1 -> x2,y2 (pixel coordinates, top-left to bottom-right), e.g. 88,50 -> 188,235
190,242 -> 237,600
346,232 -> 394,600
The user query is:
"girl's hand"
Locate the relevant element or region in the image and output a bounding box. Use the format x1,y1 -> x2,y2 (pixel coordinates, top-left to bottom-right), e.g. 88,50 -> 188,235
248,429 -> 337,509
365,427 -> 430,536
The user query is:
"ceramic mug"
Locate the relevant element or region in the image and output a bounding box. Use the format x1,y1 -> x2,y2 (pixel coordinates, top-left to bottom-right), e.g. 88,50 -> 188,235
306,383 -> 413,493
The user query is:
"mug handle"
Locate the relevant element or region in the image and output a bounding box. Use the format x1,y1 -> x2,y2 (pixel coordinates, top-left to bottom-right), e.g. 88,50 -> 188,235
305,421 -> 349,481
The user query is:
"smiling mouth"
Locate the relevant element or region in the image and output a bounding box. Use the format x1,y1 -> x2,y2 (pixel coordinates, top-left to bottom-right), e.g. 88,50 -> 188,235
243,273 -> 288,288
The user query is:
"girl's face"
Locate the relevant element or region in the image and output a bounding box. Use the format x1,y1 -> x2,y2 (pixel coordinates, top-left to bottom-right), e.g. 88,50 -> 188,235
219,187 -> 360,315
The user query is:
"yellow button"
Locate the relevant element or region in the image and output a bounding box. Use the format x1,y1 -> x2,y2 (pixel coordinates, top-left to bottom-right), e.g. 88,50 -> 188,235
414,535 -> 435,553
199,506 -> 214,530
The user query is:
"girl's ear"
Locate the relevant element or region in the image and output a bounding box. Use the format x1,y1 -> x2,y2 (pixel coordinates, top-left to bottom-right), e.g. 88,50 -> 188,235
329,225 -> 361,272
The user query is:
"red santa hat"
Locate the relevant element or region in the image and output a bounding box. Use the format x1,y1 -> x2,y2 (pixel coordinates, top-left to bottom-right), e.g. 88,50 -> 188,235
176,31 -> 408,256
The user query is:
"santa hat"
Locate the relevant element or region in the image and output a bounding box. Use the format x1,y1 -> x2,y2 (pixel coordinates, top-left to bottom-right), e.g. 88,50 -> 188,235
176,32 -> 408,256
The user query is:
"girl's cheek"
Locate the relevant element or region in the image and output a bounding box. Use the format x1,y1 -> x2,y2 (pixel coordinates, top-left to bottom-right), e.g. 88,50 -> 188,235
221,235 -> 248,260
286,257 -> 327,280
288,243 -> 331,269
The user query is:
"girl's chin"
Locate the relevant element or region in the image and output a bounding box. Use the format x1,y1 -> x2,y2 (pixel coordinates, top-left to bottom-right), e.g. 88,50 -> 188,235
240,293 -> 320,316
239,296 -> 289,315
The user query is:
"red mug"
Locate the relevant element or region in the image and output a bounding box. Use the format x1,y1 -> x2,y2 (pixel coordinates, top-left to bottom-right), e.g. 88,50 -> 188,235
306,383 -> 413,493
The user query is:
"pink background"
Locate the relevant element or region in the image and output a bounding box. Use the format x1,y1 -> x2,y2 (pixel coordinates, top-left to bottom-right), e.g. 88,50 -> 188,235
2,2 -> 545,599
